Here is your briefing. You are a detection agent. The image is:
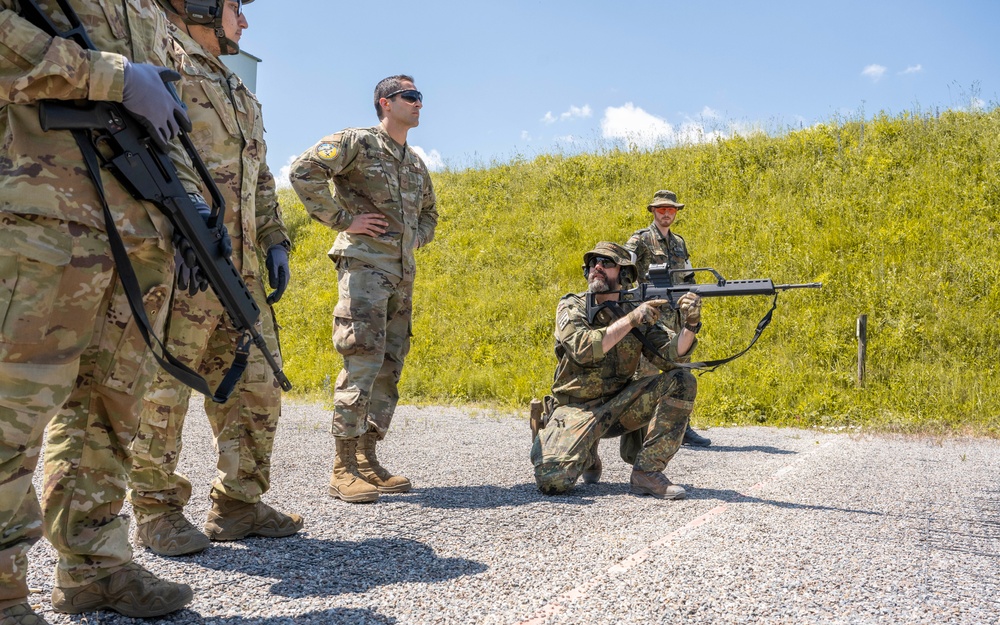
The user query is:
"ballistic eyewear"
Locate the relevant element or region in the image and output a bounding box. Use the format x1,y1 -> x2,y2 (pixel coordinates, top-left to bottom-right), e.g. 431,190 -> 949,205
384,89 -> 423,104
587,256 -> 618,270
653,206 -> 678,215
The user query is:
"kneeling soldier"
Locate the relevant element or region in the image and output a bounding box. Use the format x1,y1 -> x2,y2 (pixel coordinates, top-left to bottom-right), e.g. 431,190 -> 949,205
531,242 -> 702,498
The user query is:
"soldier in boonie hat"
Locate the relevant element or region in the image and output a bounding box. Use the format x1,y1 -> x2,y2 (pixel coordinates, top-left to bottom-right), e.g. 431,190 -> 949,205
582,241 -> 638,287
647,189 -> 685,211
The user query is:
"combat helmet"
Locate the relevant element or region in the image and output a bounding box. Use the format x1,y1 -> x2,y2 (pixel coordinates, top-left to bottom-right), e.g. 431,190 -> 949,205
155,0 -> 253,55
582,241 -> 638,286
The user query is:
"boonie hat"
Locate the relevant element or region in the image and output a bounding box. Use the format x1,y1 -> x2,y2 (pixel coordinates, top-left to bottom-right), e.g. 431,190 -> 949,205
647,189 -> 685,211
582,241 -> 637,284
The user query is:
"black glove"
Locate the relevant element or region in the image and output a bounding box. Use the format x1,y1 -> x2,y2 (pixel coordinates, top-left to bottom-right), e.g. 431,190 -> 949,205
265,243 -> 290,305
172,195 -> 218,296
121,59 -> 192,151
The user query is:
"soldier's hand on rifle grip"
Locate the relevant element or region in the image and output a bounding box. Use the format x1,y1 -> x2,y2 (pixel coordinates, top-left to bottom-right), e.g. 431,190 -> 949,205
627,298 -> 669,327
678,292 -> 702,326
121,60 -> 192,151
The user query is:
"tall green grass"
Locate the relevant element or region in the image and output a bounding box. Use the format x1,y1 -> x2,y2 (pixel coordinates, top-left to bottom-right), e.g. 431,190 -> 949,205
274,108 -> 1000,435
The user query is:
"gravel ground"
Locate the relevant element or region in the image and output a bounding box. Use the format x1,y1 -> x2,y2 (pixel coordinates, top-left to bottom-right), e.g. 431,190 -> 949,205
24,400 -> 1000,625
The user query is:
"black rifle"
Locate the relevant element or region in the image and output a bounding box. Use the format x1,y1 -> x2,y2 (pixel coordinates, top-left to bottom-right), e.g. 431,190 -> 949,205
588,264 -> 822,371
19,0 -> 291,400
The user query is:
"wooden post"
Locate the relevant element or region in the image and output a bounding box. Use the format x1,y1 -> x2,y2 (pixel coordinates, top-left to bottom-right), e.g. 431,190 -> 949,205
856,314 -> 868,388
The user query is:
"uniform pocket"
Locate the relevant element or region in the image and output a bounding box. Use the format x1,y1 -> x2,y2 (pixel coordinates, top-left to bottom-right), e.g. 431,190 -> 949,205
98,282 -> 170,395
0,214 -> 73,344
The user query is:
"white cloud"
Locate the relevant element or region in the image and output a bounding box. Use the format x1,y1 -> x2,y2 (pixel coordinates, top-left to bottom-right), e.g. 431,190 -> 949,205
541,104 -> 592,124
862,64 -> 887,82
700,106 -> 720,119
520,130 -> 532,141
902,64 -> 923,74
412,145 -> 444,171
554,134 -> 578,144
276,154 -> 296,189
600,103 -> 676,148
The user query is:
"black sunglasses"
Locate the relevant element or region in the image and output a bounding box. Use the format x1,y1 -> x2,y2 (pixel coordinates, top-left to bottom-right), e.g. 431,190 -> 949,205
587,256 -> 617,269
384,89 -> 423,104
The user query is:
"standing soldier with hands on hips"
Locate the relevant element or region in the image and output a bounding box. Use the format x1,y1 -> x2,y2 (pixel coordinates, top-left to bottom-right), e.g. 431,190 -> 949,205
625,189 -> 712,447
290,75 -> 437,504
1,0 -> 203,621
126,0 -> 301,559
531,242 -> 703,499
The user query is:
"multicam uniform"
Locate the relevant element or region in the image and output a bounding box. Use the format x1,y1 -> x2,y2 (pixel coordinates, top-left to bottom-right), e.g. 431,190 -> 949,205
530,294 -> 698,494
290,125 -> 437,437
0,0 -> 198,600
127,25 -> 289,526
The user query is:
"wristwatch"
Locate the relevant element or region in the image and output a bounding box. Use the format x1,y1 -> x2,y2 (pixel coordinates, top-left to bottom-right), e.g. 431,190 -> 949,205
684,322 -> 701,334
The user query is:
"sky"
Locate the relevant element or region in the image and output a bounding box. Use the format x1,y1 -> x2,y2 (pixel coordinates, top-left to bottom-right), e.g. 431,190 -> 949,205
233,0 -> 999,187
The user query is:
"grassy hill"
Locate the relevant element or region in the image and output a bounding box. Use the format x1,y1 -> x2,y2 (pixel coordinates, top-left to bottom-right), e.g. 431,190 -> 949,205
274,108 -> 1000,435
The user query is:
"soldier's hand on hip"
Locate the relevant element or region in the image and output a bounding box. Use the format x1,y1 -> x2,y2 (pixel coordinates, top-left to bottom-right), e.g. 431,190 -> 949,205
121,60 -> 192,151
345,213 -> 389,237
677,292 -> 702,326
627,299 -> 669,327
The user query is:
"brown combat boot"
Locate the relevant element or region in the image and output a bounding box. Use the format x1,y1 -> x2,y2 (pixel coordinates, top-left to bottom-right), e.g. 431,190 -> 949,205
204,492 -> 303,540
329,437 -> 380,503
0,601 -> 50,625
581,441 -> 603,484
356,432 -> 412,493
135,511 -> 210,556
630,469 -> 687,499
51,562 -> 192,618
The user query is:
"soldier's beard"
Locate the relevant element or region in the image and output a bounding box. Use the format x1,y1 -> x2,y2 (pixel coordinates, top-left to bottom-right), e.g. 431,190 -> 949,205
588,274 -> 620,293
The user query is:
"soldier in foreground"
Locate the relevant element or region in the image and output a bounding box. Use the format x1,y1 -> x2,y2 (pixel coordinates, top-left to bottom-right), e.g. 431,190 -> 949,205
531,242 -> 702,498
0,0 -> 201,621
625,189 -> 712,447
290,75 -> 437,503
126,0 -> 301,558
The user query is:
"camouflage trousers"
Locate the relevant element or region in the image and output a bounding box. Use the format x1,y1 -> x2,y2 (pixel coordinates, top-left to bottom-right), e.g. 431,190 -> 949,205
331,258 -> 413,439
531,369 -> 697,494
128,276 -> 282,524
0,213 -> 173,599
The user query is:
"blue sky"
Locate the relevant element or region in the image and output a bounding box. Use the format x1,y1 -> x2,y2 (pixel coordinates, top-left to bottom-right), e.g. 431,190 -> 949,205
234,0 -> 998,186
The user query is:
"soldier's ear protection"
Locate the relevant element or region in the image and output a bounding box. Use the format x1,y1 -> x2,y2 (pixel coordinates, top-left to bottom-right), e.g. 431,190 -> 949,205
183,0 -> 222,25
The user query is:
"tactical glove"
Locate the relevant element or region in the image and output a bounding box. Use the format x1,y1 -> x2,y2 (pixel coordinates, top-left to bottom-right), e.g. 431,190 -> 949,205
627,298 -> 669,327
122,60 -> 191,151
678,292 -> 702,327
265,243 -> 291,305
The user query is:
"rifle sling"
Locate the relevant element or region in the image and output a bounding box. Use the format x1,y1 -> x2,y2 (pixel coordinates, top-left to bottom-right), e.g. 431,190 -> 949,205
607,294 -> 779,373
73,129 -> 248,403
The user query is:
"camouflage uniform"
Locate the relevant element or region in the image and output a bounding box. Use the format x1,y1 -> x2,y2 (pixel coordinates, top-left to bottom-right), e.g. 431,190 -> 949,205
290,125 -> 437,438
127,25 -> 289,526
625,226 -> 696,287
530,294 -> 698,494
0,0 -> 199,601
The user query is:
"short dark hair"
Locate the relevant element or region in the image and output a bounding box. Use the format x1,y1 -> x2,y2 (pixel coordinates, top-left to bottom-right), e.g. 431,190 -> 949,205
374,74 -> 415,120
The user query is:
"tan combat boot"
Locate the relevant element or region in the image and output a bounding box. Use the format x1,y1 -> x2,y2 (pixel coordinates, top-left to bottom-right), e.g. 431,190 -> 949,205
203,492 -> 303,540
630,469 -> 687,499
356,432 -> 412,493
51,562 -> 192,618
329,437 -> 380,503
0,600 -> 49,625
135,511 -> 210,556
581,441 -> 603,484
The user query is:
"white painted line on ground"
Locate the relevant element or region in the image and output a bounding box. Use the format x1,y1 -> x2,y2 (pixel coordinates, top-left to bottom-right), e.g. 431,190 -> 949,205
516,439 -> 836,625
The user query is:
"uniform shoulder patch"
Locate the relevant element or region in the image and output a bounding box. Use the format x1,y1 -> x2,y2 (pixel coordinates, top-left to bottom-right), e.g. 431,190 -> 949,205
317,142 -> 339,160
557,310 -> 570,331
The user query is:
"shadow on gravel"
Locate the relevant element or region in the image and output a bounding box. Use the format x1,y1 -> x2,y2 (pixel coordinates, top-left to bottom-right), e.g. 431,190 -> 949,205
395,483 -> 601,509
203,607 -> 397,624
197,536 -> 487,598
690,444 -> 797,455
691,486 -> 882,516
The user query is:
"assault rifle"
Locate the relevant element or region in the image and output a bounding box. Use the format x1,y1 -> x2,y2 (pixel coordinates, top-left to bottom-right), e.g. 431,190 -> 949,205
586,264 -> 822,322
19,0 -> 291,400
587,264 -> 822,370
